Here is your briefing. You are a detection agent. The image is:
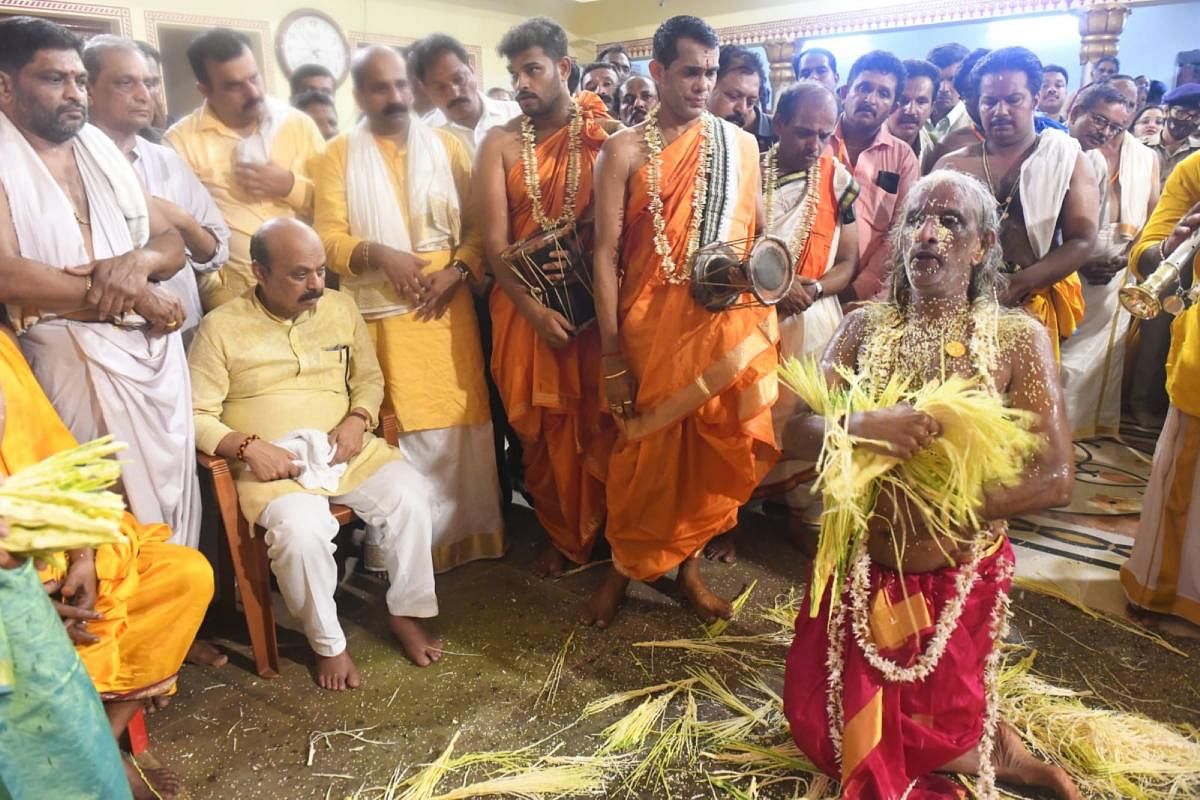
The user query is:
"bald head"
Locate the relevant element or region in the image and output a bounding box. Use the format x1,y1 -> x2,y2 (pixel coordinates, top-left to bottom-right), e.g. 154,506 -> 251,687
351,45 -> 413,134
773,81 -> 839,172
250,218 -> 327,318
619,74 -> 658,126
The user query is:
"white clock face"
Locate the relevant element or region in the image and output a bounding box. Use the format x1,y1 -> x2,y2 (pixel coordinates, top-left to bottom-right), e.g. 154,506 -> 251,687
282,16 -> 348,82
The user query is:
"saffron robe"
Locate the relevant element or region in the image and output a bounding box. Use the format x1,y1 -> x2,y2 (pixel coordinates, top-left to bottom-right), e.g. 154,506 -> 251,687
606,116 -> 780,581
489,93 -> 612,564
0,333 -> 212,700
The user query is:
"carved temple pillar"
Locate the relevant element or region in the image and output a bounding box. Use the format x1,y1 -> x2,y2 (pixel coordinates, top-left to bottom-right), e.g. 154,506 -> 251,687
1075,3 -> 1130,81
763,39 -> 795,110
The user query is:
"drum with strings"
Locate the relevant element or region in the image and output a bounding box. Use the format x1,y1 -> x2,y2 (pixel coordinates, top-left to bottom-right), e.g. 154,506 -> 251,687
499,224 -> 595,329
690,235 -> 793,312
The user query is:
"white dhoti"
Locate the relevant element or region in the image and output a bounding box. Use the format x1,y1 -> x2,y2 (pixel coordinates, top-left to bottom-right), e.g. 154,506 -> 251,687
257,459 -> 437,657
1120,406 -> 1200,626
1060,237 -> 1134,440
0,115 -> 200,546
396,423 -> 505,573
1061,133 -> 1155,439
20,321 -> 200,546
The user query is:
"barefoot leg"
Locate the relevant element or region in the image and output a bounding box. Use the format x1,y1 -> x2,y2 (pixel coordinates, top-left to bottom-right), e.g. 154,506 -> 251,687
580,565 -> 629,629
185,639 -> 228,668
389,616 -> 443,667
124,756 -> 182,800
703,532 -> 737,564
314,648 -> 361,691
941,721 -> 1080,800
106,699 -> 143,740
677,558 -> 732,623
531,542 -> 568,579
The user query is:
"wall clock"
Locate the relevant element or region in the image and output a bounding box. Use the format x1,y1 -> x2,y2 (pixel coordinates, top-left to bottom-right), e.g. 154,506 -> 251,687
276,9 -> 350,86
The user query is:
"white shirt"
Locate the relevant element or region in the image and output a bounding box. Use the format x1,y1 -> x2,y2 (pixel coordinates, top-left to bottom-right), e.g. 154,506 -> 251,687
131,135 -> 230,343
925,100 -> 970,144
425,91 -> 522,158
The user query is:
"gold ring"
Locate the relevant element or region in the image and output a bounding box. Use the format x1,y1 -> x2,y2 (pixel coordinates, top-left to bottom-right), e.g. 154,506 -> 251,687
166,320 -> 179,329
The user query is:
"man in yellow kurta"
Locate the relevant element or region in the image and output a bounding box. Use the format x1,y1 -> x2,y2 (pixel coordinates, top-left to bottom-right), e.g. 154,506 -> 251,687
0,328 -> 212,800
312,46 -> 503,574
166,28 -> 324,310
189,218 -> 440,691
1122,150 -> 1200,627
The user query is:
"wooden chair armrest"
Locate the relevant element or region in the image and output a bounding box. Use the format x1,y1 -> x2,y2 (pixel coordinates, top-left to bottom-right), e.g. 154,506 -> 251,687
379,411 -> 399,447
196,452 -> 230,472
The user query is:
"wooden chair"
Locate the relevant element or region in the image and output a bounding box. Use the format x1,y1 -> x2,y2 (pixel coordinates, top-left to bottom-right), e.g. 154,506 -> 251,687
196,414 -> 399,678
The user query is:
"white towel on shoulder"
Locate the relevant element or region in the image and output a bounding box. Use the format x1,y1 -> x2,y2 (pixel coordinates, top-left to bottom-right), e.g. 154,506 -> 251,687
273,429 -> 348,492
1019,130 -> 1080,260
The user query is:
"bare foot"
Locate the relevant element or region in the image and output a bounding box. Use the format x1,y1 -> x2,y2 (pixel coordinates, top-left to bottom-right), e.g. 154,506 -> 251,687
677,558 -> 732,623
144,695 -> 171,714
941,721 -> 1080,799
314,649 -> 361,691
581,566 -> 629,629
389,616 -> 443,667
703,532 -> 737,563
532,543 -> 567,578
185,640 -> 228,668
124,756 -> 181,800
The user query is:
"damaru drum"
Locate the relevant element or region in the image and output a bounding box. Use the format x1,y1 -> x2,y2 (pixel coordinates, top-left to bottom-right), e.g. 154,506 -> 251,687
690,235 -> 793,312
499,223 -> 595,329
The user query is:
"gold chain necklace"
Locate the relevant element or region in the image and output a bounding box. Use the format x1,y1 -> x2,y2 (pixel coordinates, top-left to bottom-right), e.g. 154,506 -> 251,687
645,105 -> 714,284
762,143 -> 824,265
520,101 -> 583,232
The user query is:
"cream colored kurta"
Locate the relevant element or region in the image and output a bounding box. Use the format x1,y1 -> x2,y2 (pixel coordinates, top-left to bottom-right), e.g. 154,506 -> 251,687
166,104 -> 324,310
312,129 -> 503,571
188,288 -> 399,524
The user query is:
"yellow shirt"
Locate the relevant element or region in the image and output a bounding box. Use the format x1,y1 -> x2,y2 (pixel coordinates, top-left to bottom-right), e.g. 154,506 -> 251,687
188,288 -> 399,522
311,128 -> 490,432
1130,150 -> 1200,415
166,104 -> 325,309
312,127 -> 483,281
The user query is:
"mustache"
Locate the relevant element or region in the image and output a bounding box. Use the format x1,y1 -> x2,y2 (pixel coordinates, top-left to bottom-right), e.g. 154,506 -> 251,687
516,91 -> 538,102
855,103 -> 876,114
300,289 -> 324,302
726,112 -> 746,125
243,97 -> 262,112
448,96 -> 470,107
58,101 -> 86,115
897,115 -> 920,125
383,102 -> 408,116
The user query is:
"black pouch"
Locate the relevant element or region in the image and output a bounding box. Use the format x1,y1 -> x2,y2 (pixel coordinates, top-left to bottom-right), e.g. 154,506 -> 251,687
875,170 -> 900,194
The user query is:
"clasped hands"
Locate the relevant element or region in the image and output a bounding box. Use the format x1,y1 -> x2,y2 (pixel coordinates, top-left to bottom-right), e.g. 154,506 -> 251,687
847,404 -> 941,461
375,247 -> 465,323
66,253 -> 184,334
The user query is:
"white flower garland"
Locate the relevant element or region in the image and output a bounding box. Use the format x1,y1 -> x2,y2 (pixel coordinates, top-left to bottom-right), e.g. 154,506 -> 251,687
644,105 -> 714,285
762,143 -> 825,266
975,554 -> 1014,800
520,101 -> 583,233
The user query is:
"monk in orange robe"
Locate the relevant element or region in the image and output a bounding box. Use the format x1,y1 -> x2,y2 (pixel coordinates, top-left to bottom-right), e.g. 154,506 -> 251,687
0,329 -> 212,799
587,15 -> 779,627
477,18 -> 618,577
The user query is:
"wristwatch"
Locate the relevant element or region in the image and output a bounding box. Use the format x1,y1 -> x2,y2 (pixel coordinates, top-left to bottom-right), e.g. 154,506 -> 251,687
451,260 -> 470,282
812,280 -> 825,300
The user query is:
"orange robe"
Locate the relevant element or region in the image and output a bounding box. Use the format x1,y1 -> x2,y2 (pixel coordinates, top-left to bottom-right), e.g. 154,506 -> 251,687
0,333 -> 212,700
489,93 -> 611,564
607,117 -> 780,581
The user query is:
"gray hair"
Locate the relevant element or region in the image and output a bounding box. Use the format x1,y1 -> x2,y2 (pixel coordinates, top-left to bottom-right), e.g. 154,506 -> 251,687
82,34 -> 144,81
887,170 -> 1007,308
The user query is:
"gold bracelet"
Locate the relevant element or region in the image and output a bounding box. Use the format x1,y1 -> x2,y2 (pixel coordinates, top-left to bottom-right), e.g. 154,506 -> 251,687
84,273 -> 93,297
358,240 -> 371,274
604,369 -> 629,379
1159,238 -> 1170,261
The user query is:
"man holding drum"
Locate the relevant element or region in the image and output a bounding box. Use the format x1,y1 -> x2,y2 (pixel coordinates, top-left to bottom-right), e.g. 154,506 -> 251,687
476,17 -> 614,578
588,15 -> 780,628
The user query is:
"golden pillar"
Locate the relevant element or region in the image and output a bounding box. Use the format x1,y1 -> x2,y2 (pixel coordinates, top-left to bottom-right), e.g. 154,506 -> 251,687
763,39 -> 795,110
1076,3 -> 1130,80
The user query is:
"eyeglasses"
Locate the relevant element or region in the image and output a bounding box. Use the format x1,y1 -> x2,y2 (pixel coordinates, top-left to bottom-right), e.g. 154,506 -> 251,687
1086,111 -> 1125,137
1168,106 -> 1200,123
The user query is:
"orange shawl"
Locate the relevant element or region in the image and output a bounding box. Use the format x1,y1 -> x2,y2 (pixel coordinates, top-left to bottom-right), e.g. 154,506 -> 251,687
488,92 -> 611,563
606,116 -> 780,581
791,153 -> 845,280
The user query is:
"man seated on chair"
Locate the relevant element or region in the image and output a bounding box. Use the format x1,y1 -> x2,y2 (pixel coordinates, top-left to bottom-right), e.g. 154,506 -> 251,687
188,216 -> 441,691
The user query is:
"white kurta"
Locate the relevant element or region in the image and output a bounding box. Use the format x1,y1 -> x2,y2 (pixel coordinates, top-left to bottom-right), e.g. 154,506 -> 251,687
0,114 -> 201,546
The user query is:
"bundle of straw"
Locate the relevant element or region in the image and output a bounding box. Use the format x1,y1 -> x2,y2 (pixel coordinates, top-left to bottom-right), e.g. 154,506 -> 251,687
776,358 -> 1043,616
0,436 -> 128,567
